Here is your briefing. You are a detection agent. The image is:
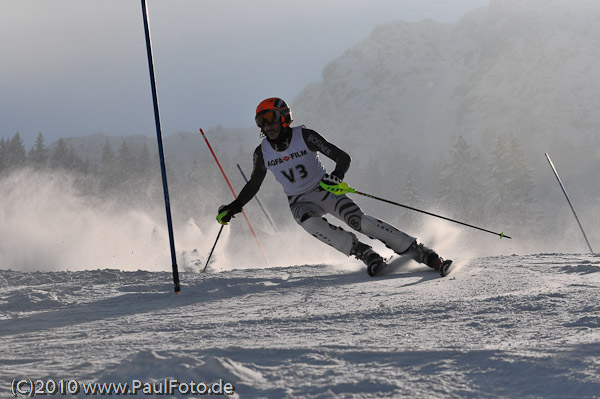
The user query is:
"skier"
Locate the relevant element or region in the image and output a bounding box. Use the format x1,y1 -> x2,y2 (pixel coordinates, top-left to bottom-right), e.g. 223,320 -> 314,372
216,97 -> 448,276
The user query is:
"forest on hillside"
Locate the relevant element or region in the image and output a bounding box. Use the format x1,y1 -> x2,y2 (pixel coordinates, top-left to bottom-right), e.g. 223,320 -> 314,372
1,130 -> 539,244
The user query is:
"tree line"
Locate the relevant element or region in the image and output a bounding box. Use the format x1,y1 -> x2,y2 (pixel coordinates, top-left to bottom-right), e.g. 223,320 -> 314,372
1,130 -> 537,237
0,132 -> 89,173
348,132 -> 538,238
0,132 -> 165,209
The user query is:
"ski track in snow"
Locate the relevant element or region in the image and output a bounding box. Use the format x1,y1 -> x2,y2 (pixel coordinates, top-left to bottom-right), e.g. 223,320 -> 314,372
1,254 -> 600,398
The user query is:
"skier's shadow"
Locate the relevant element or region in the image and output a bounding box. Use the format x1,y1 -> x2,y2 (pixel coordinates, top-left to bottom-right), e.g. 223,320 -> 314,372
374,255 -> 440,286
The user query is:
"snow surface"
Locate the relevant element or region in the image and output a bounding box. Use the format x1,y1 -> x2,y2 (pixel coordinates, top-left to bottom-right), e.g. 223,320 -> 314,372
2,253 -> 599,398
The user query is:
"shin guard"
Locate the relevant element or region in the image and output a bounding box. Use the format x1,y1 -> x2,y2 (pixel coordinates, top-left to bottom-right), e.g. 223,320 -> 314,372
360,215 -> 415,254
300,216 -> 356,255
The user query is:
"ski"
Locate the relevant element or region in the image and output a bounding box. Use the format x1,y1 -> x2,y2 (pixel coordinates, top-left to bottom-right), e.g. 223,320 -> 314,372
368,254 -> 409,277
439,259 -> 454,277
369,256 -> 454,277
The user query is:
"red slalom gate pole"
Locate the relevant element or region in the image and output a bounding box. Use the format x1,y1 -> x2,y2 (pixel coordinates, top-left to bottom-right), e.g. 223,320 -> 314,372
200,129 -> 270,266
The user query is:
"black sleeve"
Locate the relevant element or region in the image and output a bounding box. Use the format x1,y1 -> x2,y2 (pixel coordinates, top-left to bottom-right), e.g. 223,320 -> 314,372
302,128 -> 351,180
229,145 -> 267,212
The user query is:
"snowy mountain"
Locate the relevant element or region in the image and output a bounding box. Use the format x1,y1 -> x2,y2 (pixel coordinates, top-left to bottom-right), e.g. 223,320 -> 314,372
292,0 -> 600,180
42,0 -> 600,205
2,253 -> 599,398
47,1 -> 600,184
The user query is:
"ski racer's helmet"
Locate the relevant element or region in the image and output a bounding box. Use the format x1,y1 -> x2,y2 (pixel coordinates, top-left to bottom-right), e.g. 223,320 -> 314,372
255,97 -> 293,128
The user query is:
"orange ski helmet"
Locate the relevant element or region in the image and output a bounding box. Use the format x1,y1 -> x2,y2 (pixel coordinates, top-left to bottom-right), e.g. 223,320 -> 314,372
255,97 -> 293,128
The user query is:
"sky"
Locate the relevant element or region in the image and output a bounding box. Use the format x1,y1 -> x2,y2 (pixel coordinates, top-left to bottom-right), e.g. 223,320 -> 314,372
0,0 -> 490,147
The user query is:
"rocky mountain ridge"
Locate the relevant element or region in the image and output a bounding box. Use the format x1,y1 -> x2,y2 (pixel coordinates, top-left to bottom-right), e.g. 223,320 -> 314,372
292,0 -> 600,181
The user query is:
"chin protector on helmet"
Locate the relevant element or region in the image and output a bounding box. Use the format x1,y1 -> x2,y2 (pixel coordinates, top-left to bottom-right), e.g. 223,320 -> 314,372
255,97 -> 293,128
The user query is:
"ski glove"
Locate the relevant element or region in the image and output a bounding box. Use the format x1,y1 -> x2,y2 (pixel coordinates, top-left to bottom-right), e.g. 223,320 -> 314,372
320,173 -> 351,195
321,173 -> 342,186
217,204 -> 240,225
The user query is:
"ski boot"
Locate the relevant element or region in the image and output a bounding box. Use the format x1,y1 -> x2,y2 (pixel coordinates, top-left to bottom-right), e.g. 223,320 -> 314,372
352,241 -> 386,277
408,242 -> 453,277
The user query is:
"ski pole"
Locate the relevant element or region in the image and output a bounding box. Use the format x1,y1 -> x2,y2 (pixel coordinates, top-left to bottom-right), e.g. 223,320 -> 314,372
545,153 -> 594,253
320,182 -> 512,239
236,163 -> 278,231
200,129 -> 270,266
202,225 -> 224,273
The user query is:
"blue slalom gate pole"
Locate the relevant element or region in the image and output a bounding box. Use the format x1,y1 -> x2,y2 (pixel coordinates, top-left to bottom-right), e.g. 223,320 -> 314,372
545,153 -> 594,254
141,0 -> 180,292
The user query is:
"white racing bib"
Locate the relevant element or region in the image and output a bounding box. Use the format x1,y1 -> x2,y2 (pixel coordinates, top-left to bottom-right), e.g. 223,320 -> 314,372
261,126 -> 326,195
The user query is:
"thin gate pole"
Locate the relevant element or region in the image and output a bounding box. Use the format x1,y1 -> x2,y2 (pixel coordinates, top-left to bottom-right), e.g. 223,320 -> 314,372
200,129 -> 270,266
545,153 -> 594,253
236,163 -> 278,231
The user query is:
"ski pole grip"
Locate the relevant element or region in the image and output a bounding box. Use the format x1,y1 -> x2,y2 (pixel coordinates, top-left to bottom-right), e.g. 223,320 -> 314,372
216,211 -> 229,225
319,181 -> 355,195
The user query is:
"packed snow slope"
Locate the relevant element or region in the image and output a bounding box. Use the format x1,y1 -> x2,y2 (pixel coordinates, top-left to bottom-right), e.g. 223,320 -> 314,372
2,253 -> 599,398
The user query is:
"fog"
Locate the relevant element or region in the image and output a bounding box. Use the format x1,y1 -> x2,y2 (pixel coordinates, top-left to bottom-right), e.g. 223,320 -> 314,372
1,162 -> 596,273
1,0 -> 489,147
0,168 -> 355,272
1,0 -> 599,273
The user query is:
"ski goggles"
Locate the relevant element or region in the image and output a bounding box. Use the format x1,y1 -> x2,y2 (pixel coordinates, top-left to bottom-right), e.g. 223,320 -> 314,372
255,110 -> 279,127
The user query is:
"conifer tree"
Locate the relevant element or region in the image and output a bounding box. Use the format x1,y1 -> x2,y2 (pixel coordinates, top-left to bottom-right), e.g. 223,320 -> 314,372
0,138 -> 7,173
7,132 -> 27,170
438,135 -> 485,223
99,139 -> 118,191
67,145 -> 87,172
50,138 -> 69,169
488,134 -> 510,220
118,141 -> 136,173
101,139 -> 115,165
506,134 -> 536,229
136,142 -> 152,177
28,132 -> 49,168
116,140 -> 137,188
488,133 -> 537,231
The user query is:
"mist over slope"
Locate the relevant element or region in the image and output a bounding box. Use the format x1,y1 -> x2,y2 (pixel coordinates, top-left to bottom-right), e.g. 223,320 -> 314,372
289,0 -> 600,255
293,0 -> 600,170
2,0 -> 599,273
2,3 -> 600,396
